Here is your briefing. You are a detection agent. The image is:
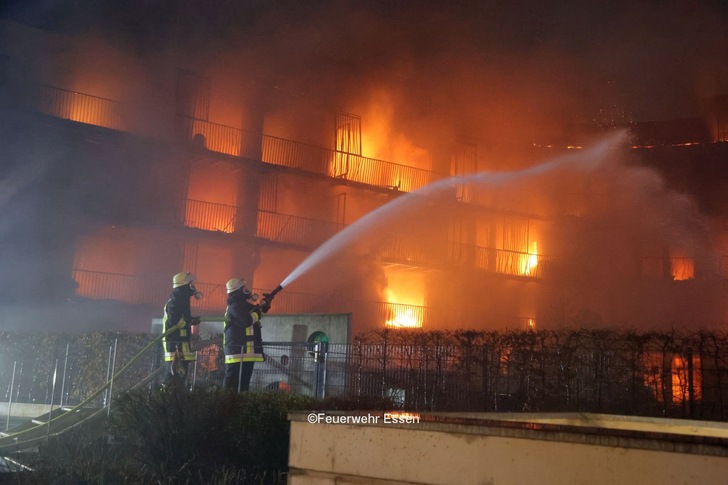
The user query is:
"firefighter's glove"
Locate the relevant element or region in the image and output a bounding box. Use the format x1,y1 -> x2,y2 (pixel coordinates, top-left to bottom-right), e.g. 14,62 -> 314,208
190,316 -> 201,325
260,300 -> 271,314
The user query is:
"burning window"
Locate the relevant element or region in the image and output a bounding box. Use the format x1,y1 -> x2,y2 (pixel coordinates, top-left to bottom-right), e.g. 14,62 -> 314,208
671,257 -> 694,281
383,268 -> 425,329
385,304 -> 424,329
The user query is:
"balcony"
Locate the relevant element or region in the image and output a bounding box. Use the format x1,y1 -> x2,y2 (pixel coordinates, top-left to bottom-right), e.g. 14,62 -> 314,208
33,85 -> 129,131
178,116 -> 443,192
28,84 -> 444,195
256,210 -> 344,249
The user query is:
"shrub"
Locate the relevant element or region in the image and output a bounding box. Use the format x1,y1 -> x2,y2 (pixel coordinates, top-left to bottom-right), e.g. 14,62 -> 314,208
108,388 -> 317,484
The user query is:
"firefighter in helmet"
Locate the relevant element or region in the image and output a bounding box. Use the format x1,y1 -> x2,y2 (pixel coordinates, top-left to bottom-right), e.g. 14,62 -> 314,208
161,272 -> 203,388
222,278 -> 271,392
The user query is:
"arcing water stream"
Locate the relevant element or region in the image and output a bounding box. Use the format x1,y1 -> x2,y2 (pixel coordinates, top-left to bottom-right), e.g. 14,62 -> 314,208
277,131 -> 626,291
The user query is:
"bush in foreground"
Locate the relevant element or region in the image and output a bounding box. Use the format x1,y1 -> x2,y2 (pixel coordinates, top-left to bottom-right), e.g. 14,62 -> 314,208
25,388 -> 392,484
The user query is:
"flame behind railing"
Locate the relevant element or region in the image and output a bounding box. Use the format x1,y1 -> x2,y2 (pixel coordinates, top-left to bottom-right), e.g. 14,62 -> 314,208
35,85 -> 127,131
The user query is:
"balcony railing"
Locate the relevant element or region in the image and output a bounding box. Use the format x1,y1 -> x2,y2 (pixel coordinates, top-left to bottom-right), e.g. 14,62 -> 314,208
256,210 -> 344,250
182,199 -> 344,250
185,199 -> 556,279
258,133 -> 332,174
378,232 -> 439,266
72,270 -> 167,305
177,118 -> 246,157
178,116 -> 442,193
72,269 -> 227,312
474,245 -> 546,278
184,199 -> 238,233
34,85 -> 128,131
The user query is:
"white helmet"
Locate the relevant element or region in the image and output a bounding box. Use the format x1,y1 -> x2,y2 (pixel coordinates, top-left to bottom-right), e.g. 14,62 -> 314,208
173,272 -> 196,288
226,278 -> 246,294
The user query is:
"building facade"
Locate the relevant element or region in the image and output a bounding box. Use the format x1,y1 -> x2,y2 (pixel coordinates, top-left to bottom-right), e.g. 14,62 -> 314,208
2,19 -> 727,334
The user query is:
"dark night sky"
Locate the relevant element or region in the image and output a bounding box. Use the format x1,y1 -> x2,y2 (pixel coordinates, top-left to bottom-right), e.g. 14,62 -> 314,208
2,0 -> 728,127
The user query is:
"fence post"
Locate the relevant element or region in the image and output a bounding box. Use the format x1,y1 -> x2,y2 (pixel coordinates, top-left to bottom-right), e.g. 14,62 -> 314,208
314,341 -> 329,400
60,343 -> 69,408
191,351 -> 198,391
103,345 -> 113,407
687,347 -> 695,419
5,361 -> 17,431
47,358 -> 58,441
107,339 -> 118,418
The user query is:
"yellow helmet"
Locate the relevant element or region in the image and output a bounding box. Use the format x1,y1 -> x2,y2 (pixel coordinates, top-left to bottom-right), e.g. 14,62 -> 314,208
226,278 -> 246,294
173,272 -> 196,288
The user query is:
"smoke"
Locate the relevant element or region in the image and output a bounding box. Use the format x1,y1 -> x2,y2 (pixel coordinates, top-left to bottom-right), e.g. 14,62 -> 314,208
8,1 -> 728,141
273,126 -> 723,332
2,1 -> 728,333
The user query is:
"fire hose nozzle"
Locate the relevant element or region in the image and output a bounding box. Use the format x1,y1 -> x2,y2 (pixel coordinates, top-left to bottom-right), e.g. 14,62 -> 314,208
259,285 -> 283,314
266,285 -> 283,300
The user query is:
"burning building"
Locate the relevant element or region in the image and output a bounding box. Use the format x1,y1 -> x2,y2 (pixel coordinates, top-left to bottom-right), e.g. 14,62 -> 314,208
1,4 -> 728,336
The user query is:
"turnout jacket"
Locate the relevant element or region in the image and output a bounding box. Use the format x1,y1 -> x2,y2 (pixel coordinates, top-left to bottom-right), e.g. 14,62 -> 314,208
224,290 -> 264,363
162,285 -> 199,362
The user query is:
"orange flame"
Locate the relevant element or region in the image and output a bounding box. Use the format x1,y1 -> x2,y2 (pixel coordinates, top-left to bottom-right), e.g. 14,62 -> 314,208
671,256 -> 694,281
671,354 -> 702,403
520,242 -> 539,276
386,306 -> 422,329
383,269 -> 424,329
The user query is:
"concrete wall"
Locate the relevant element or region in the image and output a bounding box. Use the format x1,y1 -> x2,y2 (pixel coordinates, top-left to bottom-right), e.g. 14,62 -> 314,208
0,402 -> 53,418
288,412 -> 728,485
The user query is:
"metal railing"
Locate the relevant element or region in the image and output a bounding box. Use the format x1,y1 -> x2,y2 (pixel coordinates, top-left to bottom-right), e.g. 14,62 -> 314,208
3,328 -> 727,420
178,116 -> 442,193
184,199 -> 238,233
448,244 -> 550,278
33,85 -> 128,131
72,270 -> 226,312
257,210 -> 344,249
177,117 -> 245,157
379,232 -> 440,266
28,86 -> 441,195
72,270 -> 168,305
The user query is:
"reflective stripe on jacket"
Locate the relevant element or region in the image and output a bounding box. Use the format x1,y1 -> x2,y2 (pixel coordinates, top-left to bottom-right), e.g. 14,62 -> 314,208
162,286 -> 197,362
224,322 -> 264,363
224,292 -> 264,363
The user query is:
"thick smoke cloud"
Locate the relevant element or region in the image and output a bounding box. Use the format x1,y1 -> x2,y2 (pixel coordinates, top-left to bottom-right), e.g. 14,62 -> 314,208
6,0 -> 728,138
2,1 -> 727,332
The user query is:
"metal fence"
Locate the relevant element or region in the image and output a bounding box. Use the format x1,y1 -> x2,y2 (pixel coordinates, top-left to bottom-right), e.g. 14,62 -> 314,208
346,329 -> 728,420
3,329 -> 728,422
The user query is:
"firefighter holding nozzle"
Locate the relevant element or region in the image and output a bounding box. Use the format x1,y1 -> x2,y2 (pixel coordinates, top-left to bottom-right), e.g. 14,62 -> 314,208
222,278 -> 274,392
161,272 -> 203,388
